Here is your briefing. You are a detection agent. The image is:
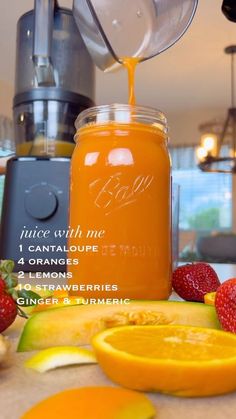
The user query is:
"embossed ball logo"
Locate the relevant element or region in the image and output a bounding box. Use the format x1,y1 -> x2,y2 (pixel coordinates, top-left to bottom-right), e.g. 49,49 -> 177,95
89,173 -> 154,215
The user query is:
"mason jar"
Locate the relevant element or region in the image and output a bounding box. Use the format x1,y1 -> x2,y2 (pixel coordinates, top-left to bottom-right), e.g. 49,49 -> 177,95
68,104 -> 171,300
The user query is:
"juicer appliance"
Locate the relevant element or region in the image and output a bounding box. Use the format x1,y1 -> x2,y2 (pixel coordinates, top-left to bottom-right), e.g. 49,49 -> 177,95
0,0 -> 95,271
0,0 -> 199,271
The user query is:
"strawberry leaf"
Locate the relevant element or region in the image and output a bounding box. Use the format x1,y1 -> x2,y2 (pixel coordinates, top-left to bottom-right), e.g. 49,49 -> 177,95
0,259 -> 18,290
17,306 -> 28,319
3,273 -> 18,289
8,289 -> 18,300
0,260 -> 15,274
17,290 -> 41,307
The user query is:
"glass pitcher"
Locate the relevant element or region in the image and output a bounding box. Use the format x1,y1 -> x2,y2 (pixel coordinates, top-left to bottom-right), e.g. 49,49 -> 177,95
73,0 -> 198,70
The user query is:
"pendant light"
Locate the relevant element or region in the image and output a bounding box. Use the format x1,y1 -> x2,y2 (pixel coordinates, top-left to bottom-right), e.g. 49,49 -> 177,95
197,45 -> 236,174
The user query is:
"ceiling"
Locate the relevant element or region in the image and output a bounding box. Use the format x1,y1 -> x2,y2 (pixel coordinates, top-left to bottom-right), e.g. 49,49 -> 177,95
0,0 -> 236,114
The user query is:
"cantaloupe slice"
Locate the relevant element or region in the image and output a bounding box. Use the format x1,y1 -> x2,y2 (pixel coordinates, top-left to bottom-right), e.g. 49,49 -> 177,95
31,296 -> 84,313
16,286 -> 54,315
17,301 -> 220,352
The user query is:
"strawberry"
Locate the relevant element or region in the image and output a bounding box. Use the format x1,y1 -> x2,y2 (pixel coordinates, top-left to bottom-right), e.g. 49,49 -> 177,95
215,278 -> 236,333
172,262 -> 221,302
0,293 -> 17,333
0,260 -> 41,333
0,278 -> 6,294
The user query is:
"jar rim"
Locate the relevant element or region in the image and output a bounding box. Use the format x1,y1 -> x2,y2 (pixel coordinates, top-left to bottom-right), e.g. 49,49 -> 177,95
75,103 -> 168,133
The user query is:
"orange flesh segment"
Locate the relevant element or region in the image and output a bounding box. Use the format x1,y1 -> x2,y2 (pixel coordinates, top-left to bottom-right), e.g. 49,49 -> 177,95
105,327 -> 236,361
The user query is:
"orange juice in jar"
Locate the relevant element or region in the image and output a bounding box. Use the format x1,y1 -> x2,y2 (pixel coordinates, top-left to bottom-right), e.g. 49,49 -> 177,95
68,104 -> 171,300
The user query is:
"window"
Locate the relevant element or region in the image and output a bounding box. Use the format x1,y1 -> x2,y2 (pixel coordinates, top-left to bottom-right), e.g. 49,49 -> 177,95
170,146 -> 233,231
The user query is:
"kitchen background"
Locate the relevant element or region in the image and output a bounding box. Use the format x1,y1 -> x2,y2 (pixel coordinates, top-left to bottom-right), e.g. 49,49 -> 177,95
0,0 -> 236,262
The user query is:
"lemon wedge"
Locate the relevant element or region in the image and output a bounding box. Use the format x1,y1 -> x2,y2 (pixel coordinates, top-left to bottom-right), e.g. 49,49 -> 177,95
25,346 -> 97,373
204,292 -> 216,305
0,335 -> 9,363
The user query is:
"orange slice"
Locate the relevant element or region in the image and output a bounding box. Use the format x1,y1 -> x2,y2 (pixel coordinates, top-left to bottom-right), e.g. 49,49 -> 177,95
53,290 -> 69,298
204,292 -> 216,305
92,325 -> 236,397
21,387 -> 156,419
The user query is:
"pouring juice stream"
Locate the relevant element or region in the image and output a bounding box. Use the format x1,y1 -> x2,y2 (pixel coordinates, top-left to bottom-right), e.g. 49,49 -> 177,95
122,57 -> 140,105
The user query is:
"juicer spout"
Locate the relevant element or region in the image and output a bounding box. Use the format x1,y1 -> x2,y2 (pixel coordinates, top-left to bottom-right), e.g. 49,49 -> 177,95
33,0 -> 56,86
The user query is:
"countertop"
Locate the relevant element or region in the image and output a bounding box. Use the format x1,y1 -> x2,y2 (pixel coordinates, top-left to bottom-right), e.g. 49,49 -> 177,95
1,263 -> 236,419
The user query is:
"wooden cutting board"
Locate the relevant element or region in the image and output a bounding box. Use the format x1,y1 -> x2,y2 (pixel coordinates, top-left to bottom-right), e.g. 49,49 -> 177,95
1,317 -> 236,419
